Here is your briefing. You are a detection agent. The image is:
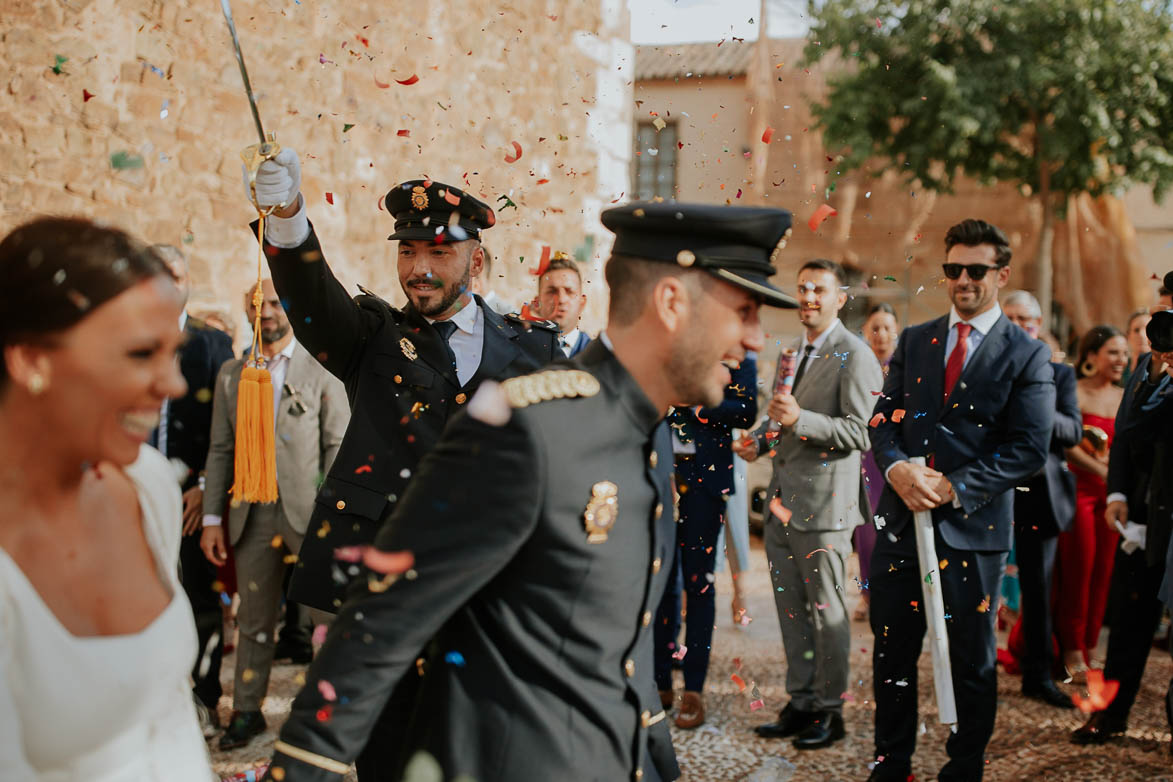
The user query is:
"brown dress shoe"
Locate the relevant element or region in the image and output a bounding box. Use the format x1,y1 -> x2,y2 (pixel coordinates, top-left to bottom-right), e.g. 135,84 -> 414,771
675,690 -> 705,729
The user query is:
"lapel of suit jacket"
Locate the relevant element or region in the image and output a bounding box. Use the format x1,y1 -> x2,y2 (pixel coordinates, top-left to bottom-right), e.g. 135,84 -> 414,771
920,316 -> 949,417
571,331 -> 591,358
276,343 -> 313,426
944,314 -> 1009,415
402,305 -> 461,387
794,322 -> 841,407
468,298 -> 521,389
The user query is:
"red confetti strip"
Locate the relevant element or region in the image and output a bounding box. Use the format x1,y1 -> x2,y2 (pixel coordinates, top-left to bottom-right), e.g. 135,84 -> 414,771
807,203 -> 838,232
325,192 -> 334,205
374,75 -> 391,88
892,408 -> 906,422
519,302 -> 545,322
317,680 -> 337,702
316,705 -> 333,722
395,74 -> 420,85
868,413 -> 887,427
354,464 -> 372,474
730,673 -> 747,691
504,140 -> 523,163
530,245 -> 552,276
805,546 -> 831,559
749,699 -> 765,711
82,89 -> 94,102
396,129 -> 410,137
761,126 -> 775,143
536,178 -> 550,185
443,189 -> 461,206
694,406 -> 710,424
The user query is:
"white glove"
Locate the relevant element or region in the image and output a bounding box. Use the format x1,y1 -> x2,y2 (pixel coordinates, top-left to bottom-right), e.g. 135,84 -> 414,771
242,146 -> 301,209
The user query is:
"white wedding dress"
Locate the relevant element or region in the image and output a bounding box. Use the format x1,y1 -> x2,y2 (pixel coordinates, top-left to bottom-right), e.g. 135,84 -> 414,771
0,445 -> 214,781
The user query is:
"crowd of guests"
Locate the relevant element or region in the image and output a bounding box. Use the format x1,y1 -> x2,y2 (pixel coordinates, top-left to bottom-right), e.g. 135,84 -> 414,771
3,150 -> 1173,782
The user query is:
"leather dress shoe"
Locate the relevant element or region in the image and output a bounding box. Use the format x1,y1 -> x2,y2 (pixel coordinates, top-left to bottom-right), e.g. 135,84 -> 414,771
675,691 -> 705,729
1022,679 -> 1074,708
273,640 -> 314,665
218,710 -> 267,750
1070,712 -> 1126,745
793,711 -> 845,749
754,702 -> 817,739
865,769 -> 914,782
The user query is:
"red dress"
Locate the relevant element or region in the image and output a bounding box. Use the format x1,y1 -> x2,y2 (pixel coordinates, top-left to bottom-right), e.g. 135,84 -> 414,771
1054,412 -> 1117,664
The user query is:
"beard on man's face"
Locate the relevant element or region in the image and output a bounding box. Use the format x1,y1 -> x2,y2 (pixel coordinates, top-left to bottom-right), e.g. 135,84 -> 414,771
405,260 -> 473,318
260,322 -> 291,344
665,316 -> 726,409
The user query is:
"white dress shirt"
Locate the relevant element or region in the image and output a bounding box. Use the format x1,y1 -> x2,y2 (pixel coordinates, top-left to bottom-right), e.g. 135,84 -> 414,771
425,301 -> 484,387
559,328 -> 582,358
944,304 -> 1002,370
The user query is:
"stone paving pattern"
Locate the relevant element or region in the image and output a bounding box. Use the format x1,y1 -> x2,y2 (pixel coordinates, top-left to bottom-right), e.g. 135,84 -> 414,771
210,540 -> 1173,781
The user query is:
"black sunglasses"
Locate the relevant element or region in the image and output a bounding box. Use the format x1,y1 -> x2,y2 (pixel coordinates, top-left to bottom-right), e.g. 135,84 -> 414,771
942,263 -> 1002,281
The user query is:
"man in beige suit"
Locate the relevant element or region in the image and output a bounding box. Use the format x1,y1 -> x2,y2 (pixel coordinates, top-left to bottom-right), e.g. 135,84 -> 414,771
200,279 -> 349,750
735,259 -> 884,750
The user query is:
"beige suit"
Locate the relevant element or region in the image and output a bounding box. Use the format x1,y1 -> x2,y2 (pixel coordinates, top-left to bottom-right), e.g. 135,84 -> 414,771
203,341 -> 349,711
759,321 -> 884,714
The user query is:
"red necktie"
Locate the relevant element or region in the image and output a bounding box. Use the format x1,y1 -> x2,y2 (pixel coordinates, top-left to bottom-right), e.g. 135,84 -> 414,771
943,322 -> 972,400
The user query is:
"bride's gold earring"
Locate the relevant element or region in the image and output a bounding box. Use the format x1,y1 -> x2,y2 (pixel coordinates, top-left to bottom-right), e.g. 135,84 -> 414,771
1081,360 -> 1096,378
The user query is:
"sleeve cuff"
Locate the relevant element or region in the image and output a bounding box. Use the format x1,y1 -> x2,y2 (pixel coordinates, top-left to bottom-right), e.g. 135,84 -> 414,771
1106,492 -> 1128,506
202,514 -> 223,528
883,459 -> 906,482
264,194 -> 311,248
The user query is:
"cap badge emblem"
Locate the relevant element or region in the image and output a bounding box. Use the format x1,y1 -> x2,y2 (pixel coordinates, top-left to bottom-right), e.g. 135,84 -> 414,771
584,481 -> 619,543
400,337 -> 418,361
410,185 -> 429,211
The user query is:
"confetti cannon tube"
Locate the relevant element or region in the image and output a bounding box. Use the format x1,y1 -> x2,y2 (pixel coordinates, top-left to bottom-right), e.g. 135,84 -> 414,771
909,456 -> 958,727
765,348 -> 798,433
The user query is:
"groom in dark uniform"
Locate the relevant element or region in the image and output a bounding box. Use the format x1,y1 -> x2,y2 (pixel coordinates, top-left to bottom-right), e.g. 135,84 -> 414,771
260,201 -> 798,782
244,149 -> 558,778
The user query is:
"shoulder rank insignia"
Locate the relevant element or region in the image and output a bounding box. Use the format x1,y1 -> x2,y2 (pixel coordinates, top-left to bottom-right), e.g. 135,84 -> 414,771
502,369 -> 600,409
400,337 -> 418,361
584,481 -> 618,543
503,312 -> 559,333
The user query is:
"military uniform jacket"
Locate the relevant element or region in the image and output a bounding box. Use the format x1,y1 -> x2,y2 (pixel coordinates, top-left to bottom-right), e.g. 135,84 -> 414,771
265,341 -> 680,782
260,222 -> 559,611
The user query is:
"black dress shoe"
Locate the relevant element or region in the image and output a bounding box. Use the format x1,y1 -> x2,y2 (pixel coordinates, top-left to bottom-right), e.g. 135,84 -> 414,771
865,764 -> 914,782
273,641 -> 314,665
754,702 -> 817,739
1022,679 -> 1074,708
218,710 -> 267,750
793,711 -> 845,749
1070,712 -> 1126,745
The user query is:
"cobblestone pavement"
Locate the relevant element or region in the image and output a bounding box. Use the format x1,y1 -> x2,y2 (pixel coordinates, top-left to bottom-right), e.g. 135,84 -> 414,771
210,539 -> 1173,781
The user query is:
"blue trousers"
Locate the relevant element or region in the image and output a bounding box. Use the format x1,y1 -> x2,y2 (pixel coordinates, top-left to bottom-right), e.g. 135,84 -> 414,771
654,482 -> 725,692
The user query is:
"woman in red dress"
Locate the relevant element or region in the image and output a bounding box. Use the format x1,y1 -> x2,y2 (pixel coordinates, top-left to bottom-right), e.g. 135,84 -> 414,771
1055,325 -> 1128,678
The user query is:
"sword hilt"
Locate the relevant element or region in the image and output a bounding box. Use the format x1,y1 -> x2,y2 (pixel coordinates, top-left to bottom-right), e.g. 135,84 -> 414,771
242,131 -> 284,216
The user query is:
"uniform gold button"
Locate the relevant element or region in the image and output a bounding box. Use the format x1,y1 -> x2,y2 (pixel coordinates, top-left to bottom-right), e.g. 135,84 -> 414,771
335,500 -> 346,510
642,611 -> 652,627
654,503 -> 663,520
455,393 -> 467,404
624,659 -> 635,677
640,710 -> 651,727
649,452 -> 658,468
634,768 -> 644,781
393,374 -> 402,384
651,557 -> 662,574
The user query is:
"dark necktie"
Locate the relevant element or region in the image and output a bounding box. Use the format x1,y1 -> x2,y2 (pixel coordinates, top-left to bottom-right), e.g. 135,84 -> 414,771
433,320 -> 460,375
790,344 -> 815,395
944,322 -> 972,400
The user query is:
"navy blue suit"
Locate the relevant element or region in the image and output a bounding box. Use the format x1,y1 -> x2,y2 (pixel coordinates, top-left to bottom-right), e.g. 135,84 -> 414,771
868,313 -> 1054,781
1013,362 -> 1081,686
654,356 -> 757,693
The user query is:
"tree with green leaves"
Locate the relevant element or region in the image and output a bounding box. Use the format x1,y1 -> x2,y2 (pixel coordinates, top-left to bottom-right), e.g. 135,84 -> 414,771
805,0 -> 1173,319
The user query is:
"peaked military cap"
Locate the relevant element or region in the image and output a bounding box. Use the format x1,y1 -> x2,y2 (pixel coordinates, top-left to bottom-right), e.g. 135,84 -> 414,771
384,179 -> 496,243
1148,309 -> 1173,353
600,201 -> 798,308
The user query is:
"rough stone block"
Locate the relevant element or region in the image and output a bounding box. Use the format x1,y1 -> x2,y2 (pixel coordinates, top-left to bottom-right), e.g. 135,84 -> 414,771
81,99 -> 119,131
0,143 -> 30,178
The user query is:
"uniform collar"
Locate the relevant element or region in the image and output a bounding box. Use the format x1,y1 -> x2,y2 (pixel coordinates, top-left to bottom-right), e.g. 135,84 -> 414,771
585,335 -> 662,434
948,303 -> 1002,335
424,298 -> 480,334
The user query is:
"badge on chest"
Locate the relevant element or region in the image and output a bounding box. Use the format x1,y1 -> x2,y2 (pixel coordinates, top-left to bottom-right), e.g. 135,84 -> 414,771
400,337 -> 418,361
584,481 -> 619,543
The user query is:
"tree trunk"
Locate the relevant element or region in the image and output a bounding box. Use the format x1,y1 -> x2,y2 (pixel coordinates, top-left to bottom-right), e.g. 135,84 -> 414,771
1036,164 -> 1054,330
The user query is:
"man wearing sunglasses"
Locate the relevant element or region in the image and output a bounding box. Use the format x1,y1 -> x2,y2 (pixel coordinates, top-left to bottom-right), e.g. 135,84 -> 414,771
866,219 -> 1055,782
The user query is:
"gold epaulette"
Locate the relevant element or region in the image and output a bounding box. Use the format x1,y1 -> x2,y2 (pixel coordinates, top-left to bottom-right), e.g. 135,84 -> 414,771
502,370 -> 600,409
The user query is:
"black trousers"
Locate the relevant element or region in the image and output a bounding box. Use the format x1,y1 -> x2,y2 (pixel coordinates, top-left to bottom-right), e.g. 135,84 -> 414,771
354,651 -> 425,781
869,527 -> 1006,782
1014,524 -> 1059,685
1102,543 -> 1166,724
180,531 -> 224,710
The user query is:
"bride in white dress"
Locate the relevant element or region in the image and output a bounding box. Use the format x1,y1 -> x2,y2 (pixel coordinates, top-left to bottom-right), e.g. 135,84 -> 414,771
0,217 -> 214,781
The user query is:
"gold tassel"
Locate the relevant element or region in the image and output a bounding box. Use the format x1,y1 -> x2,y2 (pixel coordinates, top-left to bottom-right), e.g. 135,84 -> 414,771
231,214 -> 279,504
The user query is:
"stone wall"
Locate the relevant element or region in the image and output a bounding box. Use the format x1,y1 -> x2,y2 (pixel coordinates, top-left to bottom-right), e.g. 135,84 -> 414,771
0,0 -> 632,340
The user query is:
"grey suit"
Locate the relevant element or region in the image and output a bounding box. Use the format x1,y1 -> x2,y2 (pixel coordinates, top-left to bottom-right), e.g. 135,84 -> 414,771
760,321 -> 884,714
203,341 -> 349,711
